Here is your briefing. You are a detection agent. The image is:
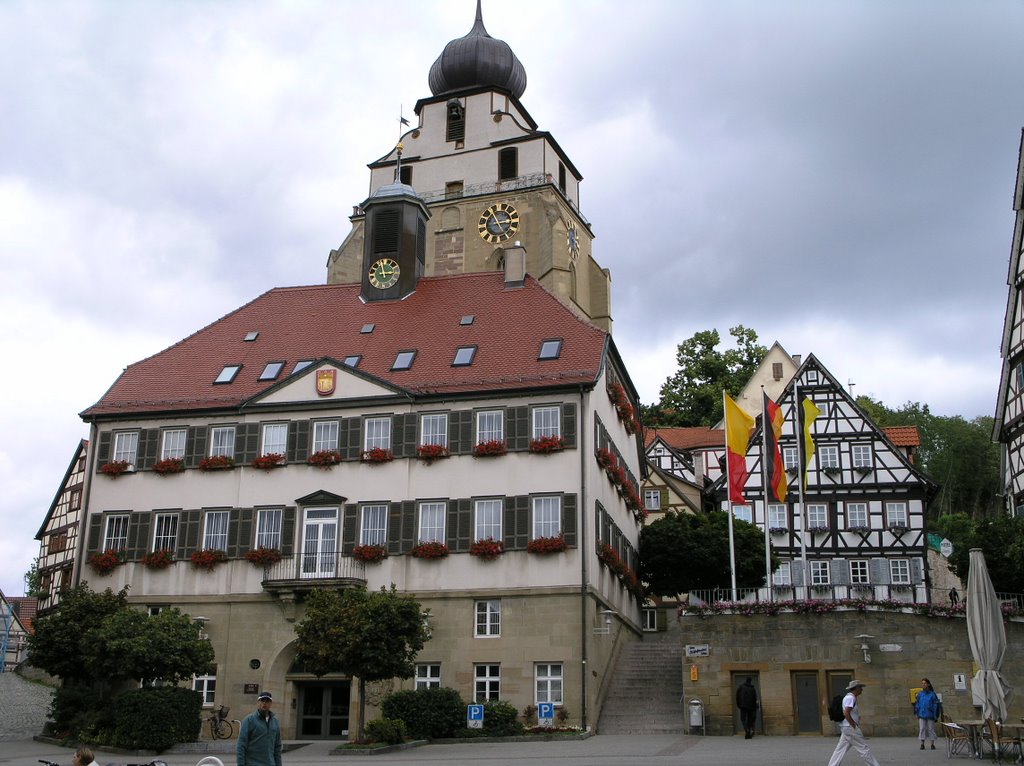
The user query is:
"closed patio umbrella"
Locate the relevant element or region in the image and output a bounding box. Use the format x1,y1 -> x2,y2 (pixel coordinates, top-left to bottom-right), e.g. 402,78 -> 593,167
966,548 -> 1012,721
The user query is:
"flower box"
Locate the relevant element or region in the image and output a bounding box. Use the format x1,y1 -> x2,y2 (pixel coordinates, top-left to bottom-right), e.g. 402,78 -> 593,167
807,526 -> 829,534
469,538 -> 505,560
887,525 -> 909,535
352,544 -> 388,563
307,449 -> 343,468
251,453 -> 285,471
361,448 -> 394,463
853,466 -> 872,475
245,547 -> 282,568
529,436 -> 565,454
473,440 -> 507,457
608,382 -> 628,409
410,541 -> 449,559
823,466 -> 842,476
141,549 -> 175,570
527,534 -> 567,555
152,457 -> 184,475
769,527 -> 788,535
88,549 -> 126,575
198,455 -> 235,471
190,548 -> 228,571
595,448 -> 616,469
848,525 -> 871,533
101,460 -> 133,477
416,444 -> 450,464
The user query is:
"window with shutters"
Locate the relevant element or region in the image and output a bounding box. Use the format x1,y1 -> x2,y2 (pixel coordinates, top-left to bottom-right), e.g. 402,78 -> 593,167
312,421 -> 339,452
532,496 -> 561,539
498,147 -> 517,181
361,504 -> 388,546
153,513 -> 179,551
850,559 -> 870,585
768,504 -> 787,528
476,410 -> 503,444
773,561 -> 792,586
48,532 -> 67,555
532,406 -> 560,438
415,664 -> 440,689
203,511 -> 229,551
810,560 -> 830,585
536,663 -> 563,705
847,503 -> 869,529
890,559 -> 911,584
256,508 -> 282,549
364,417 -> 392,451
475,600 -> 501,637
421,414 -> 448,447
261,423 -> 287,456
474,664 -> 500,701
209,426 -> 236,458
475,499 -> 502,541
644,490 -> 662,511
113,431 -> 139,464
103,514 -> 129,550
418,502 -> 446,543
772,362 -> 784,380
886,502 -> 908,527
161,429 -> 187,460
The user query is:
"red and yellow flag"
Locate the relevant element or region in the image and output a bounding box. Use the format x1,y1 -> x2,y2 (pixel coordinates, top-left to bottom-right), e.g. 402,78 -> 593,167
763,391 -> 787,503
724,394 -> 755,505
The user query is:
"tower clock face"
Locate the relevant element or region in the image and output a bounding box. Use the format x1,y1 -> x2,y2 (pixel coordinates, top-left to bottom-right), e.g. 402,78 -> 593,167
478,202 -> 520,243
566,221 -> 580,260
368,258 -> 400,288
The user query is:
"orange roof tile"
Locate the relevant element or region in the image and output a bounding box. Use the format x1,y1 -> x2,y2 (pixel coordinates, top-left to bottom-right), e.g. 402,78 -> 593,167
645,426 -> 724,450
884,426 -> 921,447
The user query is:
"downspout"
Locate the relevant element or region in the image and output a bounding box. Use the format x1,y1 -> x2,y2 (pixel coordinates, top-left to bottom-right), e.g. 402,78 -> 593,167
578,384 -> 589,731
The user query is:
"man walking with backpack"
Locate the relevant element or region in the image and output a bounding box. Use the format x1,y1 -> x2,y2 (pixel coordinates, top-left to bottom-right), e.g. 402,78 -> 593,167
827,680 -> 881,766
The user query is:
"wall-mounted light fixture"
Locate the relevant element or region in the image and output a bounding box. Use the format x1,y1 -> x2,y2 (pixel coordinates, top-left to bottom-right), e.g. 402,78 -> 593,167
855,634 -> 874,664
593,609 -> 616,635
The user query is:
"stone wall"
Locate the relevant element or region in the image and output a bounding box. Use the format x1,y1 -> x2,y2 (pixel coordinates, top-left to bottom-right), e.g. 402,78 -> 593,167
678,610 -> 1023,736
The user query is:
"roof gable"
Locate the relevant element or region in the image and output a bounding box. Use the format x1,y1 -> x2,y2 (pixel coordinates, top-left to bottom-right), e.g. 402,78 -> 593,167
253,360 -> 407,407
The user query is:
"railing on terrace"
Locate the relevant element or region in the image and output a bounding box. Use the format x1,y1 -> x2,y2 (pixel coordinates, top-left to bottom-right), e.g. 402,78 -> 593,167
686,587 -> 1024,609
260,553 -> 366,585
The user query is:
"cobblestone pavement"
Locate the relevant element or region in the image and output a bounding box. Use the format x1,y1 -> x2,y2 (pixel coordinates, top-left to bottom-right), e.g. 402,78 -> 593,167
0,671 -> 54,742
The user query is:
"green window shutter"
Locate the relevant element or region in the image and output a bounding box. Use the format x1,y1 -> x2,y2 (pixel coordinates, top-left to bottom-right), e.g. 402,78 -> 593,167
562,494 -> 577,547
450,410 -> 472,454
128,513 -> 151,559
400,501 -> 416,553
288,421 -> 310,463
342,504 -> 358,554
178,510 -> 202,558
186,426 -> 207,468
561,403 -> 577,448
231,508 -> 253,557
450,499 -> 472,552
387,503 -> 404,555
237,424 -> 260,463
96,431 -> 112,470
656,608 -> 668,632
393,414 -> 417,459
138,429 -> 160,470
660,487 -> 669,509
281,507 -> 296,556
508,406 -> 529,451
341,418 -> 362,460
506,495 -> 530,550
86,514 -> 103,555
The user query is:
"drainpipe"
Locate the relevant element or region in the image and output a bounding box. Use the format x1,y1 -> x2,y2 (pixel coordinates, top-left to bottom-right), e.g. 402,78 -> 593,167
578,385 -> 589,731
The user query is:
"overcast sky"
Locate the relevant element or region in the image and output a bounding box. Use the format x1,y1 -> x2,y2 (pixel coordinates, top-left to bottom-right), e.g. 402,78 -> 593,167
2,0 -> 1022,597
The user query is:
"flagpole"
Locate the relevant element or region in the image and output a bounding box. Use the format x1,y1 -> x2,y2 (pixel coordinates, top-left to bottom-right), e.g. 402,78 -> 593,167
795,382 -> 809,601
724,390 -> 738,601
760,386 -> 772,602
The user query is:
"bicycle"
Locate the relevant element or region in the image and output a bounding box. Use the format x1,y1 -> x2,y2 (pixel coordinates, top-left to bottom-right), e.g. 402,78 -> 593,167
207,704 -> 236,739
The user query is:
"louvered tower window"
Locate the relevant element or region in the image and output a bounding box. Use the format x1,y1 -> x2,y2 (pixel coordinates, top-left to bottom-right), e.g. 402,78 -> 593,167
373,210 -> 400,254
446,100 -> 465,143
499,148 -> 518,181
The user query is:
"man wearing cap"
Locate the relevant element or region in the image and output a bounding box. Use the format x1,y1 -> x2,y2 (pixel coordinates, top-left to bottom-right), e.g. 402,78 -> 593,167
237,691 -> 283,766
827,680 -> 881,766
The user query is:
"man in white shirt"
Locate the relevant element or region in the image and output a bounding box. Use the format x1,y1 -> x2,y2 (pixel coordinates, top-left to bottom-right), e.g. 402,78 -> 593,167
827,680 -> 881,766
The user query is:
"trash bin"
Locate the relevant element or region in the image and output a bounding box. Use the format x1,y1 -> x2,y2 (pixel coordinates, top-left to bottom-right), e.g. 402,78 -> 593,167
688,698 -> 705,734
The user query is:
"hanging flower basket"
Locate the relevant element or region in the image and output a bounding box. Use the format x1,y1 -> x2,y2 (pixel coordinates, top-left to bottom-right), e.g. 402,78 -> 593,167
473,440 -> 507,457
527,534 -> 567,555
607,382 -> 628,409
251,453 -> 285,471
190,548 -> 228,571
361,448 -> 394,463
141,549 -> 175,570
198,455 -> 235,471
101,460 -> 132,477
410,541 -> 449,559
152,457 -> 185,475
609,464 -> 628,490
469,538 -> 505,560
416,444 -> 450,464
352,544 -> 388,563
595,448 -> 616,469
597,542 -> 626,575
88,549 -> 126,575
244,547 -> 282,567
307,450 -> 343,468
529,436 -> 565,454
769,527 -> 788,535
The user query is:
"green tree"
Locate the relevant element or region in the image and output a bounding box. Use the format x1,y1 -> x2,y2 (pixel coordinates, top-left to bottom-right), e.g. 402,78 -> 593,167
649,326 -> 767,427
294,586 -> 430,740
639,511 -> 777,596
937,514 -> 1024,593
24,557 -> 45,598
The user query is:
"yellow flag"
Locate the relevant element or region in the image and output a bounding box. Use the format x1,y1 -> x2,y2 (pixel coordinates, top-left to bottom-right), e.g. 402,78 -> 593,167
801,397 -> 822,488
724,394 -> 756,505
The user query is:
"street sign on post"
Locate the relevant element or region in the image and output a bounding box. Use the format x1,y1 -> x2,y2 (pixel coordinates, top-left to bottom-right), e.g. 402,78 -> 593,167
467,704 -> 485,729
538,702 -> 555,727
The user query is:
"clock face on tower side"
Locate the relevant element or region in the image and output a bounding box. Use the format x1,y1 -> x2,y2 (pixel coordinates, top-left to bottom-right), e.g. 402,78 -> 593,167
478,202 -> 520,243
368,258 -> 400,288
566,221 -> 580,260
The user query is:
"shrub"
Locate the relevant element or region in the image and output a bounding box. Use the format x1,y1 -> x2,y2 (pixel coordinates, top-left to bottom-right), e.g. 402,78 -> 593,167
111,686 -> 202,751
364,717 -> 407,745
50,684 -> 107,738
481,699 -> 524,736
380,686 -> 465,740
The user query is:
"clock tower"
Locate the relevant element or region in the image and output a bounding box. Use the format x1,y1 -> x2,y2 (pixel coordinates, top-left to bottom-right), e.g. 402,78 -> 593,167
358,177 -> 430,302
327,0 -> 612,331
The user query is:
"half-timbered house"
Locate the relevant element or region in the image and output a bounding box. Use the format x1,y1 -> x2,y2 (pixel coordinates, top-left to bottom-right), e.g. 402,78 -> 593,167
34,439 -> 88,614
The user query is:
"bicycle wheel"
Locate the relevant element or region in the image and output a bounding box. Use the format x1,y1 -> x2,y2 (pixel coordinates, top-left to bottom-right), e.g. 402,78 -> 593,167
220,719 -> 235,739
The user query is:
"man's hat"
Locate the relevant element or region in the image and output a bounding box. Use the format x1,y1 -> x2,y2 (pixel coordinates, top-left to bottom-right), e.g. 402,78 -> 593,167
846,680 -> 866,691
257,691 -> 273,701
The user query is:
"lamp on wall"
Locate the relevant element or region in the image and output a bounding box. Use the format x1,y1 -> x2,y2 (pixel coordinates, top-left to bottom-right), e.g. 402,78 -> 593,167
194,616 -> 210,641
855,634 -> 874,664
594,609 -> 616,636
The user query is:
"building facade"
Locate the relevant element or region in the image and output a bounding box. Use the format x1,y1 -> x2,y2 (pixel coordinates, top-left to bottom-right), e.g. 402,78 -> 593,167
34,440 -> 89,614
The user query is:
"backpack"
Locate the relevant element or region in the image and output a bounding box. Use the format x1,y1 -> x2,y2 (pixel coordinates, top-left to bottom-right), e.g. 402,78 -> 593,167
828,694 -> 846,722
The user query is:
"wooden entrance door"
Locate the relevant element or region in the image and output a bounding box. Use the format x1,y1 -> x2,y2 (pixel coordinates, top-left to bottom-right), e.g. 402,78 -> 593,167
793,671 -> 821,734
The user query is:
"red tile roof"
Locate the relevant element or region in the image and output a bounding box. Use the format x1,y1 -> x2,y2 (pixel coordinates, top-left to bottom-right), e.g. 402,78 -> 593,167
82,273 -> 609,417
645,426 -> 724,450
884,426 -> 921,447
9,597 -> 38,633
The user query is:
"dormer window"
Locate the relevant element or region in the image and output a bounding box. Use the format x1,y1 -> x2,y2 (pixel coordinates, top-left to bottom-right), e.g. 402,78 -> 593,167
215,365 -> 241,384
392,350 -> 417,370
538,339 -> 562,360
259,362 -> 285,381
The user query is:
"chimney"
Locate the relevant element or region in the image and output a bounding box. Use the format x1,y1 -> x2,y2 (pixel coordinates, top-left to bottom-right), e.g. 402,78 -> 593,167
504,241 -> 526,287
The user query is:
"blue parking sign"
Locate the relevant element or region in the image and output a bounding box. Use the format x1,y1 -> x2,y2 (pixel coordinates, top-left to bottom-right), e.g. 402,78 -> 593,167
538,702 -> 555,723
467,704 -> 485,728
